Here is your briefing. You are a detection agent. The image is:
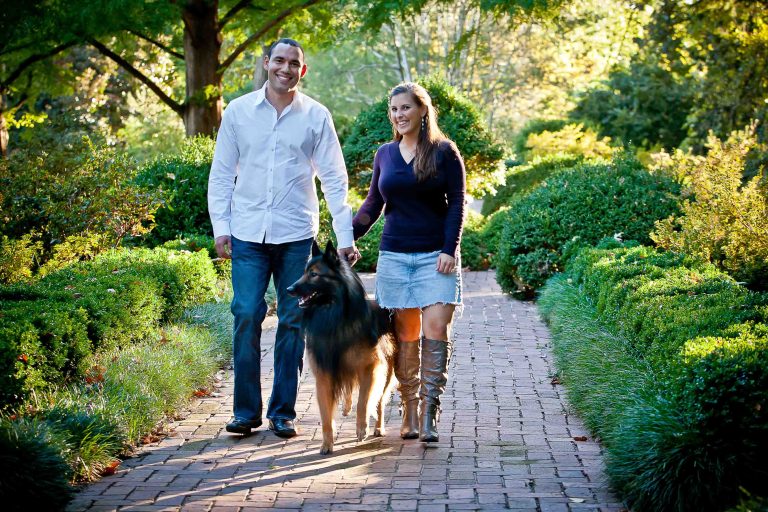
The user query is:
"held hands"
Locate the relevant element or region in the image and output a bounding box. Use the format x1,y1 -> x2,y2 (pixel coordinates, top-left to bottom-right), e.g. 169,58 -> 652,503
436,253 -> 456,274
215,235 -> 232,259
338,245 -> 361,266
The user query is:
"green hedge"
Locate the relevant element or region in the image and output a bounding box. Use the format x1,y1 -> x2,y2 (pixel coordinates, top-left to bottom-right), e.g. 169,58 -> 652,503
496,154 -> 680,297
481,154 -> 583,215
0,248 -> 217,410
540,244 -> 768,511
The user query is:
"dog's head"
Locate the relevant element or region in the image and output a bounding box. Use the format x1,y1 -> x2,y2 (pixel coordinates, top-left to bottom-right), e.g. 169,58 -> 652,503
287,240 -> 346,309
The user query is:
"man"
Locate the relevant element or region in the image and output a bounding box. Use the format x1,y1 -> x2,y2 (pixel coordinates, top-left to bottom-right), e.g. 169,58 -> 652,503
208,38 -> 359,438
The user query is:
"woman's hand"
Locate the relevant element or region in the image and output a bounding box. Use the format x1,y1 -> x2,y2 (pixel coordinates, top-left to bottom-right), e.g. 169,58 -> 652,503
436,253 -> 456,274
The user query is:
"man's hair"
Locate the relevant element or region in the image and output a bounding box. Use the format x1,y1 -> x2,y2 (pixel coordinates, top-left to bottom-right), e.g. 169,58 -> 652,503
267,38 -> 304,59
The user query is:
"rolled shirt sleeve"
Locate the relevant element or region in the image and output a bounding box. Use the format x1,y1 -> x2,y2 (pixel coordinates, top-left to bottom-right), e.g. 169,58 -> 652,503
208,107 -> 239,240
313,111 -> 354,248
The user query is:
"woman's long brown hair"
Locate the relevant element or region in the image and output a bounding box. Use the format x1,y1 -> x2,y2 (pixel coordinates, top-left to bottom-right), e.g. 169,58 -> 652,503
389,82 -> 451,182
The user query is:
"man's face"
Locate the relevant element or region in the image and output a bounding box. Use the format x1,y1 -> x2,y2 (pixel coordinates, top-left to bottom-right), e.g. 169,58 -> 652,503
264,43 -> 306,95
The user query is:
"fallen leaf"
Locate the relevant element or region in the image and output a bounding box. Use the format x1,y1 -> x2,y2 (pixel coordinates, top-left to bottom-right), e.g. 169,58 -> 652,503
101,460 -> 121,476
573,436 -> 588,442
550,376 -> 562,385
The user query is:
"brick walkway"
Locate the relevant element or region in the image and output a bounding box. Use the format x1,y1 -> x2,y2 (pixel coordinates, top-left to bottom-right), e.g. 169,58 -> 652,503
68,271 -> 624,511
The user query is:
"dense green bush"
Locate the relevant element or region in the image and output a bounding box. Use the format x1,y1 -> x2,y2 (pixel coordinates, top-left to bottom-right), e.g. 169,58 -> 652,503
511,118 -> 569,158
0,247 -> 217,410
75,247 -> 218,321
134,136 -> 215,246
495,154 -> 681,297
571,56 -> 694,150
541,244 -> 768,511
481,154 -> 583,215
0,234 -> 41,284
38,270 -> 165,349
459,210 -> 491,270
524,123 -> 614,160
0,137 -> 163,262
342,76 -> 506,197
0,300 -> 91,406
569,245 -> 768,370
651,126 -> 768,290
161,234 -> 232,281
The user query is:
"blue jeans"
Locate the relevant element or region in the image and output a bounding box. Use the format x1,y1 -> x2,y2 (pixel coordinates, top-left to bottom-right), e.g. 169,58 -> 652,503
230,236 -> 312,423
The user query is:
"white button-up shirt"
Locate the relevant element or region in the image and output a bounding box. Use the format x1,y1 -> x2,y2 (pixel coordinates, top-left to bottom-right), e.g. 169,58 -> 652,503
208,85 -> 353,248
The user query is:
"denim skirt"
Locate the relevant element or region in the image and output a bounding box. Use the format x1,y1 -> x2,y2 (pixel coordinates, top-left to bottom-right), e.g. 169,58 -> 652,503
375,250 -> 463,310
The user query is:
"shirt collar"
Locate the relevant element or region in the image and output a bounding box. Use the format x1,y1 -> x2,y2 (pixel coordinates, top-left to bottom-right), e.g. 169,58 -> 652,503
254,82 -> 304,112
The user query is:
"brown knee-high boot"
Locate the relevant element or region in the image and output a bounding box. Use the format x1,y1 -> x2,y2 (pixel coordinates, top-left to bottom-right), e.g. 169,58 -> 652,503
419,337 -> 451,442
394,340 -> 420,439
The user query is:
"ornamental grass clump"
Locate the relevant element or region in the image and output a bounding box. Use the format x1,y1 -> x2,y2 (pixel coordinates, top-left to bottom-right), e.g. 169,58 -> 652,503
0,417 -> 74,509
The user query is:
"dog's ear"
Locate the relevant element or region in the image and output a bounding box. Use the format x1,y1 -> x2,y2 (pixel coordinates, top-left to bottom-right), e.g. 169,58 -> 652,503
312,239 -> 322,257
323,240 -> 340,265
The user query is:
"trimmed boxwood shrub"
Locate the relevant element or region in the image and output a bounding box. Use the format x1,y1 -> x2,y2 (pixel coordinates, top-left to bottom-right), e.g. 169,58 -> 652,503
36,271 -> 164,350
77,247 -> 218,321
496,153 -> 680,297
0,247 -> 217,410
0,301 -> 91,407
570,245 -> 768,373
161,234 -> 232,281
481,154 -> 583,215
541,244 -> 768,511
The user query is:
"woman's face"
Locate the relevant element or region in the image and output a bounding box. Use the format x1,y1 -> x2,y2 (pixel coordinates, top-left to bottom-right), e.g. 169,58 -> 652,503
389,92 -> 427,138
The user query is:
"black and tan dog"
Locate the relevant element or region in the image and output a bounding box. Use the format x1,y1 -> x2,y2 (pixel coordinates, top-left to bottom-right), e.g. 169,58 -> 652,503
287,241 -> 396,455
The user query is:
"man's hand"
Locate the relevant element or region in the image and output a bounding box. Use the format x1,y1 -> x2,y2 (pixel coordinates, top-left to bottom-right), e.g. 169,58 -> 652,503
338,245 -> 361,266
436,253 -> 456,274
215,235 -> 232,259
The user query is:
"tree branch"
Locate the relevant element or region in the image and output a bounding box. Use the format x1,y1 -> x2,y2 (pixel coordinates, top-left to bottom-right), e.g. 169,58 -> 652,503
220,0 -> 262,29
88,38 -> 184,115
218,0 -> 324,75
127,30 -> 185,60
1,42 -> 76,90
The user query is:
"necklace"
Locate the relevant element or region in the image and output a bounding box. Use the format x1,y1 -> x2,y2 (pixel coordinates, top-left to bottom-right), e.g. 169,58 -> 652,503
400,142 -> 417,161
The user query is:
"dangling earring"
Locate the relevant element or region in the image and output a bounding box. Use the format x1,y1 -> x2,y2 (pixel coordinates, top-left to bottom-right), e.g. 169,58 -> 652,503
421,116 -> 426,132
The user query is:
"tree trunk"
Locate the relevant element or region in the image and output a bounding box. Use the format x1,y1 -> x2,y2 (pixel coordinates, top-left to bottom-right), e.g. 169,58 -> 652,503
390,21 -> 412,82
181,0 -> 223,136
252,44 -> 269,90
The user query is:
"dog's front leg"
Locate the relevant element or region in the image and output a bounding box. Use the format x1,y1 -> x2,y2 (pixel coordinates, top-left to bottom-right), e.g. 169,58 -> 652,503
314,370 -> 336,455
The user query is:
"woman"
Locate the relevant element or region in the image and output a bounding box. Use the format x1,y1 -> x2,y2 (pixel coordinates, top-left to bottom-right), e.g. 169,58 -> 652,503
353,82 -> 466,443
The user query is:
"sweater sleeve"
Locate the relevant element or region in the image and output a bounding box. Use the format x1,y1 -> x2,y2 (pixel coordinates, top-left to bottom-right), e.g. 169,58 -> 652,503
352,147 -> 386,240
440,143 -> 467,257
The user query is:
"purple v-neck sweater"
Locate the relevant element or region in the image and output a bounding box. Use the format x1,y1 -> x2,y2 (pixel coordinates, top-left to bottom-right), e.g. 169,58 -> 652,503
352,141 -> 466,257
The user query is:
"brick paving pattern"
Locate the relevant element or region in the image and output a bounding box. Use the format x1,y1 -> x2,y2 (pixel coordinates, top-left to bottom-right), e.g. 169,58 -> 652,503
68,271 -> 625,511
